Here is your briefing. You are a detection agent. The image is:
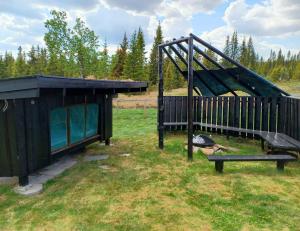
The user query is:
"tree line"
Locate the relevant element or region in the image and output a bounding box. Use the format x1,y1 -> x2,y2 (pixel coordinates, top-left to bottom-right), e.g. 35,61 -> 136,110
0,10 -> 300,90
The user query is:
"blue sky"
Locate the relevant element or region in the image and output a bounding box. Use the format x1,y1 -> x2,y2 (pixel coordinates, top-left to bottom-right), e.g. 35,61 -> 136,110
0,0 -> 299,58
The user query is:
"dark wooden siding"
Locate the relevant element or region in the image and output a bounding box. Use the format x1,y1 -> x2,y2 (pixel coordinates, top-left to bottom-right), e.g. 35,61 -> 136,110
0,92 -> 113,177
162,96 -> 300,141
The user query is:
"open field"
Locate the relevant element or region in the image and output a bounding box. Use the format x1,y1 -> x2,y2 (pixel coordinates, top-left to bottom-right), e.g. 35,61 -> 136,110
114,80 -> 300,108
0,109 -> 300,230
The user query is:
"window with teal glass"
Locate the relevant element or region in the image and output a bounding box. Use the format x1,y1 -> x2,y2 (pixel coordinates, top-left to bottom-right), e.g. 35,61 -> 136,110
50,108 -> 67,151
70,105 -> 85,144
86,104 -> 99,137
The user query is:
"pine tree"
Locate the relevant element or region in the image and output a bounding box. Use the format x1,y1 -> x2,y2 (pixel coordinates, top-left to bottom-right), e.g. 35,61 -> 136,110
247,37 -> 256,69
164,60 -> 175,90
148,23 -> 163,85
111,33 -> 128,79
27,46 -> 38,75
230,31 -> 239,61
37,47 -> 48,75
239,38 -> 248,66
293,62 -> 300,80
4,52 -> 15,77
222,35 -> 231,67
0,55 -> 5,78
97,40 -> 109,79
124,31 -> 137,80
202,49 -> 217,69
15,46 -> 27,76
135,27 -> 146,80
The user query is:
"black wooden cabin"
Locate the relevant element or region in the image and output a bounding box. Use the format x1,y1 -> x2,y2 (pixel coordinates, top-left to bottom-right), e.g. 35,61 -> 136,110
0,75 -> 147,186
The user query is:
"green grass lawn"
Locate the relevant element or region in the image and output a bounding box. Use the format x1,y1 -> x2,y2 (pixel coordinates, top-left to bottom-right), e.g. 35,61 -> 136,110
1,108 -> 300,231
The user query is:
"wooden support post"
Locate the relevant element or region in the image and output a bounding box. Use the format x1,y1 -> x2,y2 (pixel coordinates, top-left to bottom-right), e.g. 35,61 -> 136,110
105,138 -> 110,146
277,161 -> 285,171
261,139 -> 265,151
187,35 -> 194,161
19,175 -> 29,186
158,46 -> 164,149
215,161 -> 224,173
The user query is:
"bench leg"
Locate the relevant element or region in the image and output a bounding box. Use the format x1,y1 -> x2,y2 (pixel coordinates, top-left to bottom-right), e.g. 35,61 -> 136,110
215,161 -> 224,173
261,139 -> 265,151
19,175 -> 29,186
277,161 -> 285,171
226,130 -> 229,140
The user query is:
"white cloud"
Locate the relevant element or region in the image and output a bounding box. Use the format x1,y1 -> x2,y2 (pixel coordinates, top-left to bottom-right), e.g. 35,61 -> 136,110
224,0 -> 300,37
198,0 -> 300,59
161,17 -> 192,40
145,0 -> 225,41
101,0 -> 161,15
161,0 -> 224,18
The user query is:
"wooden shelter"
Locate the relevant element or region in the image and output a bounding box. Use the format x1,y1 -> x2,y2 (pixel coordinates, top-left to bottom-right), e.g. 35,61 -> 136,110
0,75 -> 147,185
158,34 -> 299,161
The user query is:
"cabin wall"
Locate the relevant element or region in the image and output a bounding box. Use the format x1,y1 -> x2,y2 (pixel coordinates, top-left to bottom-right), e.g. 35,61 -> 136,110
0,100 -> 19,177
0,92 -> 113,178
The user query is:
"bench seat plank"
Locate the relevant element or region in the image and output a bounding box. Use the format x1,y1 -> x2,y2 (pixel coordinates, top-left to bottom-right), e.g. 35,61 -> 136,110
208,154 -> 296,161
259,132 -> 298,149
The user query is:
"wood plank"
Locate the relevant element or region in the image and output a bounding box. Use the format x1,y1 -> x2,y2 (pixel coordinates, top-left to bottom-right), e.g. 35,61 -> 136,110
217,96 -> 223,134
223,97 -> 228,133
14,100 -> 28,180
198,97 -> 203,130
193,97 -> 198,130
241,97 -> 247,137
277,97 -> 286,133
208,154 -> 296,161
202,97 -> 207,131
298,99 -> 300,141
269,98 -> 277,132
228,97 -> 235,136
234,96 -> 240,136
247,97 -> 254,138
182,96 -> 187,130
207,97 -> 212,132
261,97 -> 269,131
212,97 -> 217,132
254,97 -> 262,138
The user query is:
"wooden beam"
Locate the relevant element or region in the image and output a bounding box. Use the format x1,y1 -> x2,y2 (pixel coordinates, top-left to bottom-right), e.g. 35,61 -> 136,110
187,35 -> 194,161
169,45 -> 217,96
158,47 -> 164,149
159,37 -> 189,48
190,33 -> 290,96
191,43 -> 261,96
162,47 -> 201,96
176,42 -> 237,96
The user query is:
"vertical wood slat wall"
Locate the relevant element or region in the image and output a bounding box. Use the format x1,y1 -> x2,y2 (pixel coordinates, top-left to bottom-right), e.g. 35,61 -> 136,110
162,96 -> 300,141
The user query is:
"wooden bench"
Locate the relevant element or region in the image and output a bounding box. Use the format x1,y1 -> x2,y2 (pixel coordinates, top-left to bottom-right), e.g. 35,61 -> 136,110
207,154 -> 297,173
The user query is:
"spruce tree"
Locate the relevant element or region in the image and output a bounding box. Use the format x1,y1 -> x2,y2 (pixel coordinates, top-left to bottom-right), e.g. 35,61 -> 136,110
230,31 -> 239,61
293,62 -> 300,80
124,31 -> 137,80
202,49 -> 217,69
222,35 -> 231,67
15,46 -> 27,76
135,27 -> 146,81
4,52 -> 15,77
239,38 -> 248,66
97,40 -> 110,79
148,23 -> 163,85
247,37 -> 256,69
0,55 -> 5,78
111,33 -> 128,79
